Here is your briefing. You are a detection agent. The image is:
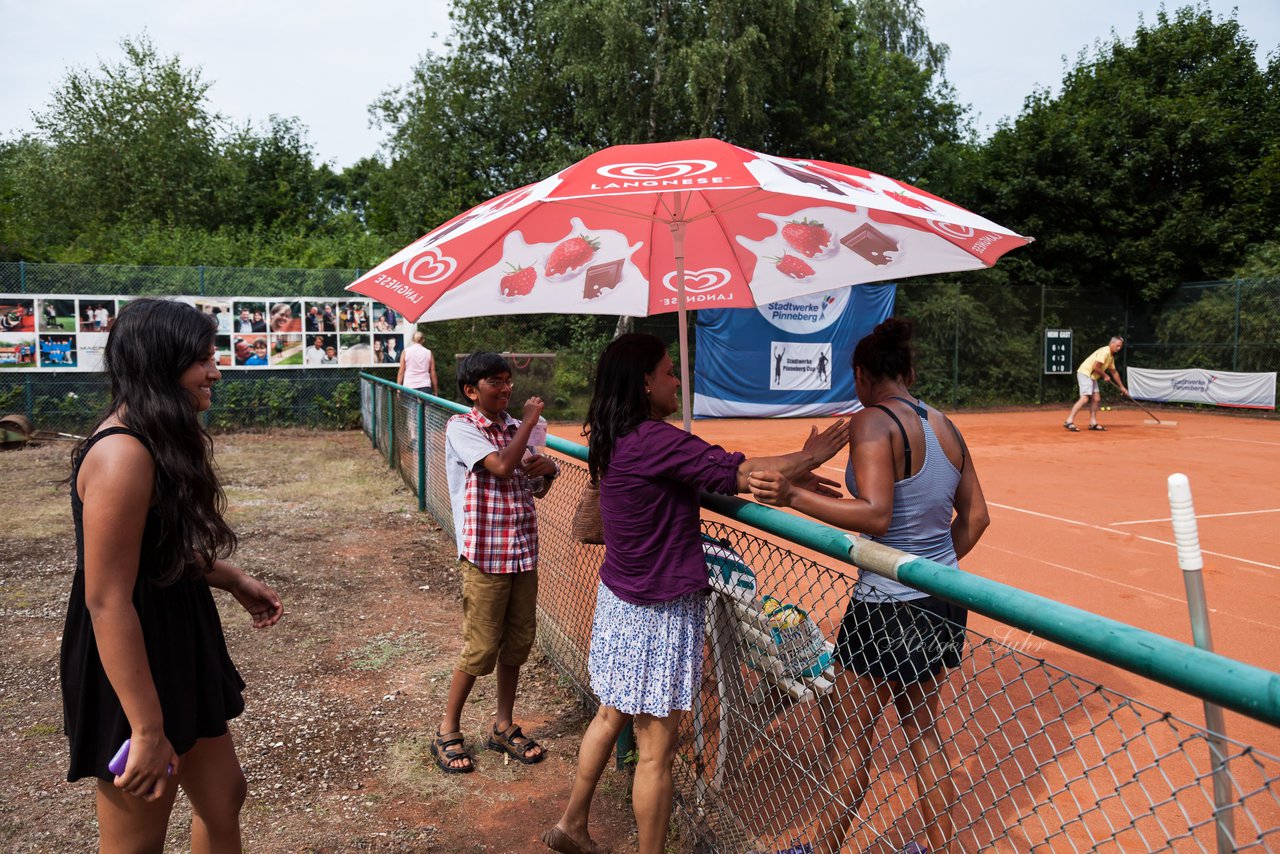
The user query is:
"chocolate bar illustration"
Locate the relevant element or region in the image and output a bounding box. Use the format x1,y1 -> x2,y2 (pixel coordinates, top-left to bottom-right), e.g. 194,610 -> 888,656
841,224 -> 898,266
775,163 -> 843,195
425,212 -> 478,245
583,259 -> 624,299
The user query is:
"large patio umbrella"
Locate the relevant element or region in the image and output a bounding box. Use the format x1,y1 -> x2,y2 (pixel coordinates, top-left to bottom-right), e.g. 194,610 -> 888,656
348,138 -> 1030,429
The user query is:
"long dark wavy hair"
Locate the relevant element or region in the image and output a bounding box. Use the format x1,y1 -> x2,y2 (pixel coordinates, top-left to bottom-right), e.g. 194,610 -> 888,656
78,298 -> 237,585
583,333 -> 669,483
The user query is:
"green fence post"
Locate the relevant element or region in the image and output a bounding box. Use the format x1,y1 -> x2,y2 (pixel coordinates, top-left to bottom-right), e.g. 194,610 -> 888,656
1233,279 -> 1241,371
417,398 -> 426,512
1038,282 -> 1045,406
615,721 -> 636,770
370,380 -> 379,450
386,387 -> 395,467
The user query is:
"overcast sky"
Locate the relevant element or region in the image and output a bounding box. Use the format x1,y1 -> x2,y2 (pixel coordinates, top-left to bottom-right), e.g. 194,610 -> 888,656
2,0 -> 1276,170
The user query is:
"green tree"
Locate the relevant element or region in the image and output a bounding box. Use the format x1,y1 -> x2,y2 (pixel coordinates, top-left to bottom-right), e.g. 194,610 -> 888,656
29,35 -> 223,236
2,34 -> 386,265
964,5 -> 1280,300
370,0 -> 966,242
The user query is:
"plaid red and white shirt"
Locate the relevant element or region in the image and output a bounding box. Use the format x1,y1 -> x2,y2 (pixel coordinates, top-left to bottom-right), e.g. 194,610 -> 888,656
444,409 -> 540,574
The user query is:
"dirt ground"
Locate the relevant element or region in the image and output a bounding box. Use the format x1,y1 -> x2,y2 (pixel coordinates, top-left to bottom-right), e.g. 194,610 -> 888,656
0,430 -> 645,853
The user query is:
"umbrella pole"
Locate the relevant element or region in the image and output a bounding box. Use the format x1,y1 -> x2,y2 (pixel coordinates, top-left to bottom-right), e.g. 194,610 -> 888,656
671,215 -> 692,432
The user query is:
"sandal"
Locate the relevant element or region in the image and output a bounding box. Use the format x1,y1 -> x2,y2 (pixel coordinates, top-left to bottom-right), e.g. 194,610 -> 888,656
1088,424 -> 1107,431
487,722 -> 545,764
431,730 -> 474,774
542,825 -> 608,854
1063,421 -> 1079,432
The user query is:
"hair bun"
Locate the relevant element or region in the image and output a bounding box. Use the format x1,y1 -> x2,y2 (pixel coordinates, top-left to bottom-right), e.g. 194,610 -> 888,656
874,317 -> 914,344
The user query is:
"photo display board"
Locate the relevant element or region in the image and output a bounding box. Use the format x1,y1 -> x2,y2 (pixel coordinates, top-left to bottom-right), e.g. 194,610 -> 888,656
0,295 -> 410,371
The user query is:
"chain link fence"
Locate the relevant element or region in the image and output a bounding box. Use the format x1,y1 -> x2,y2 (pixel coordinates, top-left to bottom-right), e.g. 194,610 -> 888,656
363,374 -> 1280,853
3,263 -> 1276,434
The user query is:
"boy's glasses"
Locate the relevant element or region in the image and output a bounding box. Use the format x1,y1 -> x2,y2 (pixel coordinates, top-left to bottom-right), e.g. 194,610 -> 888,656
480,377 -> 514,389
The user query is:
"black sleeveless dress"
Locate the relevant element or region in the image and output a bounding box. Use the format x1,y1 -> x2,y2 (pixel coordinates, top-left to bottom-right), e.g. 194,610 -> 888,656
60,427 -> 246,782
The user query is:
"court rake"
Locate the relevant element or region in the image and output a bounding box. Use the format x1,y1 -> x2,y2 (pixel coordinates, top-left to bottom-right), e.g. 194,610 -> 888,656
1104,378 -> 1177,426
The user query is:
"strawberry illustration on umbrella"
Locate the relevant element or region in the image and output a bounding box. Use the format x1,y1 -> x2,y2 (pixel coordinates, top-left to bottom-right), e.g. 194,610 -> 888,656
771,253 -> 815,279
545,234 -> 600,278
781,218 -> 832,258
499,264 -> 537,297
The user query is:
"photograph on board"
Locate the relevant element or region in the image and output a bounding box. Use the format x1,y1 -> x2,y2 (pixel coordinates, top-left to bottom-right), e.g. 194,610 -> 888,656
271,333 -> 305,365
38,334 -> 78,367
39,298 -> 76,332
2,299 -> 36,333
0,333 -> 37,368
268,300 -> 303,333
338,333 -> 371,366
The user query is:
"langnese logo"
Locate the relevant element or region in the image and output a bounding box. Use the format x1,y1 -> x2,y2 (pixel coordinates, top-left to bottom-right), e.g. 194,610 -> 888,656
926,220 -> 975,240
402,248 -> 457,287
596,160 -> 717,180
659,268 -> 733,308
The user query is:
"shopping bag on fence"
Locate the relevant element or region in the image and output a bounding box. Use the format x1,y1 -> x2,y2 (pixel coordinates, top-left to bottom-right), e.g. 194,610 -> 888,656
761,595 -> 831,678
702,534 -> 756,603
570,481 -> 604,544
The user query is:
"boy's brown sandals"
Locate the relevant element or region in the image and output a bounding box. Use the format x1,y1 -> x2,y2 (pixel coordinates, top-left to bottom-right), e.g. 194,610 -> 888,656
432,730 -> 475,774
487,722 -> 545,764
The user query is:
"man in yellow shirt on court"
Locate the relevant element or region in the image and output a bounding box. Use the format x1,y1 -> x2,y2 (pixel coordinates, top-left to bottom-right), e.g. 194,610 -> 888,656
1065,336 -> 1130,431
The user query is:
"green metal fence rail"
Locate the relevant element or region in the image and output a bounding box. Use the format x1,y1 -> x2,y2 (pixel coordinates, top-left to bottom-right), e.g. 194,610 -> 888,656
361,372 -> 1280,853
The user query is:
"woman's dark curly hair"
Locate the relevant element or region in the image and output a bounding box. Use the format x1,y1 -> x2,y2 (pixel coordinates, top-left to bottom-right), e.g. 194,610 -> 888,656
852,317 -> 916,383
80,298 -> 237,585
583,333 -> 669,483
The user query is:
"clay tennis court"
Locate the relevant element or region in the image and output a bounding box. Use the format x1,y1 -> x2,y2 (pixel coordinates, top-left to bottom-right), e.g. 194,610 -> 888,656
550,406 -> 1280,754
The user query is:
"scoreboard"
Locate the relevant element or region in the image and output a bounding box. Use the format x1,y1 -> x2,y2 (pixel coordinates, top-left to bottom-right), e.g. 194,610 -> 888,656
1044,328 -> 1073,375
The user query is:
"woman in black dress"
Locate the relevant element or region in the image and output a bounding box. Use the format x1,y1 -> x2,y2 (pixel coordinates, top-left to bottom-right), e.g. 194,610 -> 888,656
60,298 -> 282,852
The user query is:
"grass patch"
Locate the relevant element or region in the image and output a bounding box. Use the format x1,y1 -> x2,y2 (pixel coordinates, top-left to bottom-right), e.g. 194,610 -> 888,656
24,721 -> 60,738
342,632 -> 424,671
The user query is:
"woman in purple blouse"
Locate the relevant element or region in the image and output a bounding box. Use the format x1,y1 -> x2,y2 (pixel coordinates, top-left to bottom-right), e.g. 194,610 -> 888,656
543,333 -> 848,854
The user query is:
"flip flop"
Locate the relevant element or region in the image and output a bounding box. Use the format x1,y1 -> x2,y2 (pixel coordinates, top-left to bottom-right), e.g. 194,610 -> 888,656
542,825 -> 609,854
1063,422 -> 1079,432
1088,424 -> 1107,431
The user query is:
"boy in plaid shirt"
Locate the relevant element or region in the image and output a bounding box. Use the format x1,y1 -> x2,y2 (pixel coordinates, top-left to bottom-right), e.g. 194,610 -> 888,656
434,352 -> 559,773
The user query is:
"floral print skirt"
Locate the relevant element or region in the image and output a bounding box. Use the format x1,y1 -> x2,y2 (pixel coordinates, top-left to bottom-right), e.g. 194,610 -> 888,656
588,581 -> 707,717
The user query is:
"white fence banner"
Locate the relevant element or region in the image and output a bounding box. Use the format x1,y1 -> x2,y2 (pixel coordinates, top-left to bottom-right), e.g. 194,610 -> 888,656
1128,367 -> 1276,410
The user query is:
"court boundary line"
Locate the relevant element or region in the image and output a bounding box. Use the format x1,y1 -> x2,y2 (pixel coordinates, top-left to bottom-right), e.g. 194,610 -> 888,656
974,543 -> 1280,633
1184,434 -> 1280,447
987,501 -> 1280,571
1109,508 -> 1280,526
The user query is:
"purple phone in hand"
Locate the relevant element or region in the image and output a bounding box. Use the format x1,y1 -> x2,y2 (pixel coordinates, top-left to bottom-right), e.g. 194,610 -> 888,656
108,738 -> 173,776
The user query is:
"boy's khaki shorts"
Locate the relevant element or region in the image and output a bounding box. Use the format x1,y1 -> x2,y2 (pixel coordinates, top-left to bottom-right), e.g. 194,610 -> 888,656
457,558 -> 538,677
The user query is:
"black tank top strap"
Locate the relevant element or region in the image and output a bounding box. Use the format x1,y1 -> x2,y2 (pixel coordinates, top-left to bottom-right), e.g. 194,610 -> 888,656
873,404 -> 910,481
889,394 -> 928,419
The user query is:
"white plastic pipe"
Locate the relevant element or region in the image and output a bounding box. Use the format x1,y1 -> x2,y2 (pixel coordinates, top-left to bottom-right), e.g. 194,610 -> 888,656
1167,473 -> 1236,854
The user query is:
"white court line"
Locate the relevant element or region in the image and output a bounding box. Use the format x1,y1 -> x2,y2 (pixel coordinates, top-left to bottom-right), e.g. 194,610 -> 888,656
1110,508 -> 1280,526
987,502 -> 1280,571
976,543 -> 1280,633
1184,434 -> 1280,448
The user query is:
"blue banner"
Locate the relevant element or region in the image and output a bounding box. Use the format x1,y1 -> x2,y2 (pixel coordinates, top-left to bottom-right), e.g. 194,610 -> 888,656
693,284 -> 896,418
